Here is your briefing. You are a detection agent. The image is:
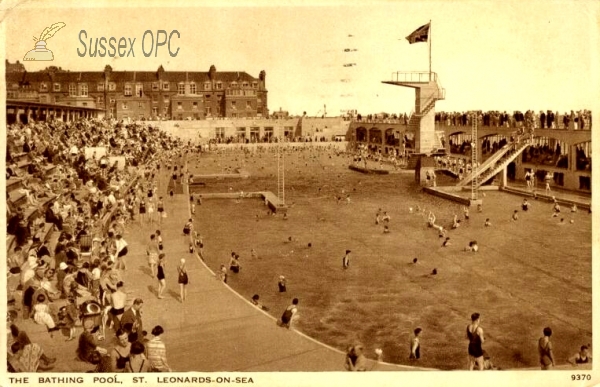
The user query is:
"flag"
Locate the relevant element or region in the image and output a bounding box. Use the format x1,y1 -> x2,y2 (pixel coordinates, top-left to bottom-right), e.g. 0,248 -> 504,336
405,23 -> 430,44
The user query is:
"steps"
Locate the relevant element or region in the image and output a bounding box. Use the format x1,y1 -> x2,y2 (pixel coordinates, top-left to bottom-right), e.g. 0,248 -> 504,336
474,141 -> 531,188
457,140 -> 530,187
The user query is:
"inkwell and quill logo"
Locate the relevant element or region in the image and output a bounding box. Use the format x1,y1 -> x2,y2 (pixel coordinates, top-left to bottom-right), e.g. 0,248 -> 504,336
23,22 -> 66,61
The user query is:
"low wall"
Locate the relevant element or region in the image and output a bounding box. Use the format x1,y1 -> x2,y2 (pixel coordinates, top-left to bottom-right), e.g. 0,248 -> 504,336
423,186 -> 476,206
213,141 -> 348,151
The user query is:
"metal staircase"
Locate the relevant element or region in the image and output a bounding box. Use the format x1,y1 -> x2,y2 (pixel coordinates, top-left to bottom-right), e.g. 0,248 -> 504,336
457,140 -> 530,188
458,140 -> 518,187
474,141 -> 530,188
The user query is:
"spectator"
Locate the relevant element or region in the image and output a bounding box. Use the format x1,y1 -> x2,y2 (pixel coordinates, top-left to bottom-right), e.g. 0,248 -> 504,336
77,319 -> 108,365
146,325 -> 172,372
121,298 -> 144,337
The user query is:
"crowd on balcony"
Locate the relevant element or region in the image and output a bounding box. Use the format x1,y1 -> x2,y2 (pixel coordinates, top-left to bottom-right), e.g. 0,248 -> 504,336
6,117 -> 182,372
435,110 -> 592,130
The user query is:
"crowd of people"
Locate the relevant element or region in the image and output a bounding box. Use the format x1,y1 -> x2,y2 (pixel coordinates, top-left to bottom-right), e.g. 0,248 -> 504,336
6,117 -> 186,372
435,109 -> 592,130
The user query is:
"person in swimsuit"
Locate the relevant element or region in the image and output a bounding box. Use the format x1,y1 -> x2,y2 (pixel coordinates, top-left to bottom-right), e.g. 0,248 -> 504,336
342,250 -> 351,269
156,254 -> 166,299
156,198 -> 164,225
146,234 -> 159,278
177,259 -> 188,303
109,281 -> 127,333
410,328 -> 422,360
538,327 -> 555,370
147,202 -> 155,225
467,313 -> 485,370
568,345 -> 592,366
139,200 -> 146,226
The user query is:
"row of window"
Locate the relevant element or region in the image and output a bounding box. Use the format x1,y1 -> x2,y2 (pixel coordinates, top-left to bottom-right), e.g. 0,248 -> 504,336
120,100 -> 254,111
38,81 -> 259,95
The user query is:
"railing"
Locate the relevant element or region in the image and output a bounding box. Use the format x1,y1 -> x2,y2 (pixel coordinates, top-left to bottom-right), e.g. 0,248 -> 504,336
390,71 -> 438,83
457,140 -> 527,187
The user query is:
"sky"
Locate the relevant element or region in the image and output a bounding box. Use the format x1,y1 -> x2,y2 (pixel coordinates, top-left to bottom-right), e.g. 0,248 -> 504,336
1,0 -> 599,116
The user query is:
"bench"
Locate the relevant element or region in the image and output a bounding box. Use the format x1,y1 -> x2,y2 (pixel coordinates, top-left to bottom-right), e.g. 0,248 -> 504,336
6,177 -> 24,193
8,190 -> 28,208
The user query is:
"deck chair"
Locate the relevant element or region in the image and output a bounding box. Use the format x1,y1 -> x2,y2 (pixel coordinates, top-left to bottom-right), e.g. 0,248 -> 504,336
79,235 -> 94,261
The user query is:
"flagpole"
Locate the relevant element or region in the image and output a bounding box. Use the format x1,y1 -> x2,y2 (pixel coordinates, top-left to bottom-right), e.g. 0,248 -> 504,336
429,20 -> 432,82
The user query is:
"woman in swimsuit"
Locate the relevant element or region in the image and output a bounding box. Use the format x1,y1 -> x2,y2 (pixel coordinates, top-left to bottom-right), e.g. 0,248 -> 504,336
538,327 -> 555,370
156,254 -> 166,299
139,200 -> 146,226
467,313 -> 485,371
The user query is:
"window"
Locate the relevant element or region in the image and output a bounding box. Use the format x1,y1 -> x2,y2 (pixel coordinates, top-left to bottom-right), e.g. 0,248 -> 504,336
138,102 -> 144,109
215,127 -> 225,139
122,102 -> 128,109
107,82 -> 115,91
53,83 -> 61,92
136,83 -> 143,97
231,101 -> 236,110
80,83 -> 88,97
152,82 -> 159,91
217,95 -> 222,101
230,81 -> 238,88
151,95 -> 157,102
192,102 -> 198,110
242,82 -> 249,88
252,82 -> 258,89
163,96 -> 169,104
205,107 -> 211,115
97,82 -> 104,91
216,82 -> 222,90
97,97 -> 102,105
152,107 -> 158,116
246,100 -> 252,109
178,83 -> 185,95
163,82 -> 169,90
216,106 -> 221,115
163,107 -> 168,114
82,102 -> 88,107
69,83 -> 77,96
40,83 -> 48,92
204,82 -> 211,90
177,102 -> 183,110
124,83 -> 132,96
190,83 -> 196,95
110,98 -> 116,105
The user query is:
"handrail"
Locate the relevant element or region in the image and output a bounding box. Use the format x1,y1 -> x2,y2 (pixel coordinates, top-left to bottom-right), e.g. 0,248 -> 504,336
476,144 -> 528,188
390,71 -> 437,83
458,140 -> 523,187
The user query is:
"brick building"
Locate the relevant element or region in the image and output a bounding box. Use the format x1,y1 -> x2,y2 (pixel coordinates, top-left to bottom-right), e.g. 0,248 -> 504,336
5,60 -> 269,120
